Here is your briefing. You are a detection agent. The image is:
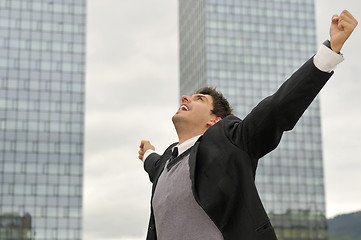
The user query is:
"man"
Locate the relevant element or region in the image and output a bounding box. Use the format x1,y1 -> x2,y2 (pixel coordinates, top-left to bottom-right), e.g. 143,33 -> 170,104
138,10 -> 358,240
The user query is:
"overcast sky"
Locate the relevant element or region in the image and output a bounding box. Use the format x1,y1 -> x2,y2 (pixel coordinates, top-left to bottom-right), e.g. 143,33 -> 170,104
84,1 -> 361,239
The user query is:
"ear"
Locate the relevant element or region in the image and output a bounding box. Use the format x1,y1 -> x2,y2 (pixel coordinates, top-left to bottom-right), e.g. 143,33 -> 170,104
206,116 -> 222,128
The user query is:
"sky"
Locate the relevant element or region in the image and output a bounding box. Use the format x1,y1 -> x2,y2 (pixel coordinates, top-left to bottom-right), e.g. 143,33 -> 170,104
84,1 -> 361,239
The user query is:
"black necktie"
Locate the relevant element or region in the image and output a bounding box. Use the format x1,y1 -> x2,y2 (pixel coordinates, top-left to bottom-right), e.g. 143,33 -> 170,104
166,146 -> 193,171
166,147 -> 179,171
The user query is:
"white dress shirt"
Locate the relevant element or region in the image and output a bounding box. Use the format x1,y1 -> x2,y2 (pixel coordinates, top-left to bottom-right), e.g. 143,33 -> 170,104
143,135 -> 202,163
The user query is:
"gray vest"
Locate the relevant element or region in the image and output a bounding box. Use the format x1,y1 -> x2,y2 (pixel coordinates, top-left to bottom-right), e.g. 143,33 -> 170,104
152,149 -> 224,240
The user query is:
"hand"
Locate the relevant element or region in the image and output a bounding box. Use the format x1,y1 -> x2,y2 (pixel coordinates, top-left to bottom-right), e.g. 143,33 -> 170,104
138,140 -> 155,161
330,10 -> 358,53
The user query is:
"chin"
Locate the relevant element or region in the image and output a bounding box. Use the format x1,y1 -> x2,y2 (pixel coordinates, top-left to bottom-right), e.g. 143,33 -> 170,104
172,114 -> 186,125
172,114 -> 180,123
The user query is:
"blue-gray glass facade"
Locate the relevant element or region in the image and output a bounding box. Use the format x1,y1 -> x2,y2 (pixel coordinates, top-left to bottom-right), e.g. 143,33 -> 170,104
0,0 -> 86,239
179,0 -> 327,239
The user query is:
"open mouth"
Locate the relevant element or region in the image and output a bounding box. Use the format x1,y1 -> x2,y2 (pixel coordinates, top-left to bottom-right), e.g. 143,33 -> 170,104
180,104 -> 189,111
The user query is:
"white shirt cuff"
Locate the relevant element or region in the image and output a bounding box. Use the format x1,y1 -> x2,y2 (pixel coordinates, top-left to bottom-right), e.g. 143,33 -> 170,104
313,44 -> 344,73
143,149 -> 155,163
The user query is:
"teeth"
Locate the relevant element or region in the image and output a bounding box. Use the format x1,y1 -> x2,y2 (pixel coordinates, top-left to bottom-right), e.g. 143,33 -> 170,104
181,105 -> 189,111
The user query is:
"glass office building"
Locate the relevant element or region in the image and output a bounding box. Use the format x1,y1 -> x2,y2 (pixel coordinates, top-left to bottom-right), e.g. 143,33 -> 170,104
0,0 -> 86,240
179,0 -> 327,239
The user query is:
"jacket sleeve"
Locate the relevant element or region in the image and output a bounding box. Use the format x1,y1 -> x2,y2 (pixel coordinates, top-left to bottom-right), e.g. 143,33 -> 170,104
143,143 -> 178,183
144,152 -> 162,183
229,57 -> 333,159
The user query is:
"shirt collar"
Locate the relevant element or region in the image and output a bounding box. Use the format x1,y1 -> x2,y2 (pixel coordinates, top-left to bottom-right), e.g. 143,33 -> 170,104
174,135 -> 202,156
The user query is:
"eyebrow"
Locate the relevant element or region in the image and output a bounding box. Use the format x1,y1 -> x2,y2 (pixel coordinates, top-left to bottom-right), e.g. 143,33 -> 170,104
193,94 -> 209,102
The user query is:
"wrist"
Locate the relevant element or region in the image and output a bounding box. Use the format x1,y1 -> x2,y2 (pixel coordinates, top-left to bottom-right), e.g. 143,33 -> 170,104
143,149 -> 155,162
324,40 -> 341,53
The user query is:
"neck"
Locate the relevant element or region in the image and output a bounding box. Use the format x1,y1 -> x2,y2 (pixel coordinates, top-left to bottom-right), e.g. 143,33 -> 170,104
175,126 -> 205,145
178,134 -> 198,145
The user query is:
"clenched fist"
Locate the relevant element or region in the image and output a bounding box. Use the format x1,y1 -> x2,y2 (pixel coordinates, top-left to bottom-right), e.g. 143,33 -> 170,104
138,140 -> 155,161
330,10 -> 358,53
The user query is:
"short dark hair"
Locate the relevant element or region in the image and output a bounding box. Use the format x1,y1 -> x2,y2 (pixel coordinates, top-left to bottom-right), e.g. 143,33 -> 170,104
195,87 -> 233,118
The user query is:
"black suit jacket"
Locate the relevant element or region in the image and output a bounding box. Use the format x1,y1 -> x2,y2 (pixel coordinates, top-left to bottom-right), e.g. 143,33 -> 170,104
144,57 -> 333,240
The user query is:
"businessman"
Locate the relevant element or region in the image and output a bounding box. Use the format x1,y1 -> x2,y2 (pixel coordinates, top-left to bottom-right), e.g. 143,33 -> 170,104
138,10 -> 358,240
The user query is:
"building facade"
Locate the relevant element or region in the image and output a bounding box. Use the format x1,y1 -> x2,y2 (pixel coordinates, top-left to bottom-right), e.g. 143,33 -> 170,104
0,0 -> 86,240
179,0 -> 327,239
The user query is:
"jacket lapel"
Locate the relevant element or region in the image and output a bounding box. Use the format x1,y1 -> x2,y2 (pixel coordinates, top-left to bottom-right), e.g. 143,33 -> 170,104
189,136 -> 202,204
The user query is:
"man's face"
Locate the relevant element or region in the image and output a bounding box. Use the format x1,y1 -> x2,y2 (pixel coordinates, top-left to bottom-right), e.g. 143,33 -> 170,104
172,94 -> 219,131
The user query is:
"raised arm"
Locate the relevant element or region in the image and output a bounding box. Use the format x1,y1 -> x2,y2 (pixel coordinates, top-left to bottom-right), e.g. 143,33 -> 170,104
138,140 -> 161,183
240,10 -> 357,159
138,140 -> 177,183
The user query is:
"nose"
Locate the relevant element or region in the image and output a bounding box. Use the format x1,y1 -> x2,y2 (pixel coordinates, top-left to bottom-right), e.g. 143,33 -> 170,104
182,95 -> 190,102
